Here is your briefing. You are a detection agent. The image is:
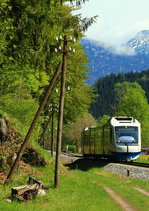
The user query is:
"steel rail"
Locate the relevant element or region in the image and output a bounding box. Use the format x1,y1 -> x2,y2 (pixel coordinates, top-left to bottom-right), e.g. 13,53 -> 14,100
114,161 -> 149,168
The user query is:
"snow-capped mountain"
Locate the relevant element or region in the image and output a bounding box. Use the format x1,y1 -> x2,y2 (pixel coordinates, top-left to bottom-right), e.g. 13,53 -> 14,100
127,30 -> 149,55
81,30 -> 149,84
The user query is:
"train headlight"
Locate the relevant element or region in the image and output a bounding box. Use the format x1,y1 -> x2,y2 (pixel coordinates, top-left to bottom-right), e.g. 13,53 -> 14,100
117,140 -> 121,143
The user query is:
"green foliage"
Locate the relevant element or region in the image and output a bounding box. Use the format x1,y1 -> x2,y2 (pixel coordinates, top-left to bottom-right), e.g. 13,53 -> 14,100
98,114 -> 111,126
63,42 -> 94,123
0,62 -> 49,96
90,70 -> 149,118
116,82 -> 149,123
63,112 -> 97,152
140,120 -> 149,147
0,0 -> 13,64
114,82 -> 142,104
0,92 -> 41,138
0,0 -> 94,127
0,0 -> 95,164
62,144 -> 76,152
115,82 -> 149,146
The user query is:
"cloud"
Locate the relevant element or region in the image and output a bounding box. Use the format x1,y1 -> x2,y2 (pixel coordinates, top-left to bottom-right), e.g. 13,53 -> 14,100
94,41 -> 136,56
107,45 -> 136,56
84,17 -> 149,56
133,20 -> 149,31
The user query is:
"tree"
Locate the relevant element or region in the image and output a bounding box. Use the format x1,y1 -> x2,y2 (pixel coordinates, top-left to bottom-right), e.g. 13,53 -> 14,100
89,70 -> 149,119
64,112 -> 97,152
115,82 -> 149,123
0,0 -> 94,126
97,114 -> 110,126
115,82 -> 149,146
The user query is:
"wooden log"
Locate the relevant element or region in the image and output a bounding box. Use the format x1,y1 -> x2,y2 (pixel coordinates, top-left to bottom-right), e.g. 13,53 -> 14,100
28,176 -> 43,188
12,183 -> 39,201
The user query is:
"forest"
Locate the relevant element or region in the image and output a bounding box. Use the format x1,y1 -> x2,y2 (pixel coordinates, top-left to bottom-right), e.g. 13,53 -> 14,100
0,0 -> 95,147
90,69 -> 149,118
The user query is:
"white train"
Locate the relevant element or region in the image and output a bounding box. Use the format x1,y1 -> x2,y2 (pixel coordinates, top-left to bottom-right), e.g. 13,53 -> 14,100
81,117 -> 141,160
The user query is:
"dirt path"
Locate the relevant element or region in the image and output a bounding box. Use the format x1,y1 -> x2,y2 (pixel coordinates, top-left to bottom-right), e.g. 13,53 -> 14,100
133,187 -> 149,197
104,186 -> 137,211
92,180 -> 137,211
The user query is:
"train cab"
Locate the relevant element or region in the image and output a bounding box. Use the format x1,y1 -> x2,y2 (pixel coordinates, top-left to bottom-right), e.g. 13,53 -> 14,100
110,117 -> 141,160
81,116 -> 141,161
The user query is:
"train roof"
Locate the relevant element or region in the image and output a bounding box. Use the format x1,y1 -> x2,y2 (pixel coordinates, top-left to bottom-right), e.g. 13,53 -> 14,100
110,116 -> 140,126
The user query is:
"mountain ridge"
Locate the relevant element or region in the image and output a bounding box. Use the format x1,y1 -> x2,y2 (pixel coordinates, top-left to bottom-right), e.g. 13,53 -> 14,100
81,30 -> 149,84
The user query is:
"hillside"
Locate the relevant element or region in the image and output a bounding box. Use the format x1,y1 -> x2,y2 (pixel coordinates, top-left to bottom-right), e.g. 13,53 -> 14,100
81,30 -> 149,84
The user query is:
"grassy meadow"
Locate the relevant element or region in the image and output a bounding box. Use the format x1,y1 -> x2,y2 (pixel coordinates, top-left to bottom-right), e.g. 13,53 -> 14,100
0,156 -> 149,211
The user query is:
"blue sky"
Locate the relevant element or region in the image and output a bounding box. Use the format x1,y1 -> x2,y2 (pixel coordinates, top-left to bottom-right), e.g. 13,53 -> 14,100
78,0 -> 149,46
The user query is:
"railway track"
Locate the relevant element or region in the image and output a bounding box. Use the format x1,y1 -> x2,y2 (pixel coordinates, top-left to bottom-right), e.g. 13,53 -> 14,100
117,161 -> 149,168
61,152 -> 149,169
61,152 -> 82,158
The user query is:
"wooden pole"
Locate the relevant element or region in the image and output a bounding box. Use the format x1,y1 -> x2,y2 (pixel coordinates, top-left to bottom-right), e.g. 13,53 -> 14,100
54,35 -> 67,188
38,114 -> 52,148
51,103 -> 54,156
4,62 -> 62,185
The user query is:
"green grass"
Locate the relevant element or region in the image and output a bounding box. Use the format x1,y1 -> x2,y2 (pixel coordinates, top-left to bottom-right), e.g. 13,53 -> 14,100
136,155 -> 149,163
0,158 -> 149,211
88,168 -> 149,211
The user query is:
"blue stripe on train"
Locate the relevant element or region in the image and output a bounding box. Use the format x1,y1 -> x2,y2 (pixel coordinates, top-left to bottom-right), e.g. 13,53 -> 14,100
111,152 -> 141,160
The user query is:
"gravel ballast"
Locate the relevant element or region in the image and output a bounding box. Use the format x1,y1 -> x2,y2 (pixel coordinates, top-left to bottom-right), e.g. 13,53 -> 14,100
104,163 -> 149,180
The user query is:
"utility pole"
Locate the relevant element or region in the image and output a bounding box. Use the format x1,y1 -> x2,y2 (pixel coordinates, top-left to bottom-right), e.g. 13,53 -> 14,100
38,114 -> 52,148
51,103 -> 54,156
54,35 -> 67,188
4,62 -> 62,185
54,35 -> 75,188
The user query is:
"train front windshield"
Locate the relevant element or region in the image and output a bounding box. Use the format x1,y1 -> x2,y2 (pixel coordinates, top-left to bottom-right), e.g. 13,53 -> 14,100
115,126 -> 138,144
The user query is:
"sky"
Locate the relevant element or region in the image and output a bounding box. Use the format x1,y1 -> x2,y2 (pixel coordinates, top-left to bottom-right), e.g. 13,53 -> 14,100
78,0 -> 149,48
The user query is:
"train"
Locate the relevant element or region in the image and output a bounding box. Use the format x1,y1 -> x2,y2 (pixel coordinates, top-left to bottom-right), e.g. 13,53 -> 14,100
81,117 -> 141,161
